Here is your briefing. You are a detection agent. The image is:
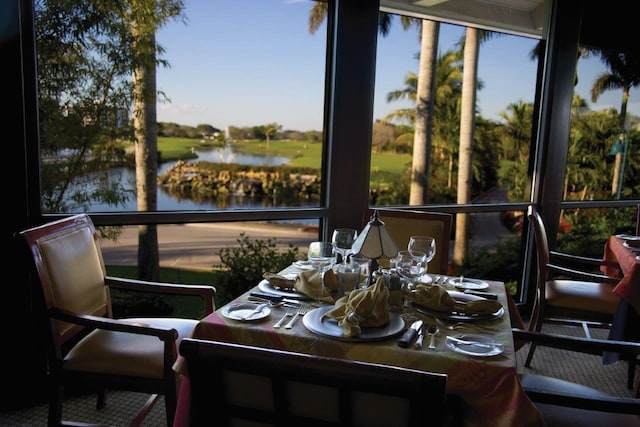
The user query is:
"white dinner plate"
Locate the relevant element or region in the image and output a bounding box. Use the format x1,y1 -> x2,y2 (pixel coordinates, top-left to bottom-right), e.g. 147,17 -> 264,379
221,302 -> 271,321
636,255 -> 640,261
445,334 -> 504,357
412,291 -> 504,322
302,306 -> 405,342
448,277 -> 489,290
623,242 -> 640,252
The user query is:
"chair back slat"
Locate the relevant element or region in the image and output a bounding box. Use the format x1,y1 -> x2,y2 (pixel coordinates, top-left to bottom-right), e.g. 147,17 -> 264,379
180,338 -> 448,427
364,208 -> 452,274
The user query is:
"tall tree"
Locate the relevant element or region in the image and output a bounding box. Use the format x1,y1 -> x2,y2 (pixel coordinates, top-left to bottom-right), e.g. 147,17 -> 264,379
590,50 -> 640,196
409,20 -> 440,204
453,27 -> 480,268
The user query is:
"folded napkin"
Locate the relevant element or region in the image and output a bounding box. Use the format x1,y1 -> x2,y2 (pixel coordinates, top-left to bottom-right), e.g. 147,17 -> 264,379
323,276 -> 390,337
293,269 -> 339,303
409,284 -> 502,315
263,273 -> 296,290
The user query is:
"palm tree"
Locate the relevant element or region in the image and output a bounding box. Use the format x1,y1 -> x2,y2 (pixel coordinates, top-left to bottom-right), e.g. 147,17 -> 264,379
453,29 -> 501,268
309,4 -> 440,206
590,50 -> 640,196
128,0 -> 185,281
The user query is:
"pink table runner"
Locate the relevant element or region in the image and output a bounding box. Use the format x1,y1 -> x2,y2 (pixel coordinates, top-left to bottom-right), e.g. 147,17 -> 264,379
173,279 -> 543,427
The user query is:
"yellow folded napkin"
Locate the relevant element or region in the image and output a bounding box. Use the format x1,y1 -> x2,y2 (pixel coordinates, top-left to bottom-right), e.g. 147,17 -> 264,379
409,284 -> 502,315
323,276 -> 390,337
293,269 -> 338,303
262,273 -> 296,290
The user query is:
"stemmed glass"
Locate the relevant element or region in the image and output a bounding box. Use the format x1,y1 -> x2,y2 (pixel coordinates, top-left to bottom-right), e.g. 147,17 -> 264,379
331,228 -> 358,265
307,241 -> 336,295
408,236 -> 436,272
396,250 -> 427,292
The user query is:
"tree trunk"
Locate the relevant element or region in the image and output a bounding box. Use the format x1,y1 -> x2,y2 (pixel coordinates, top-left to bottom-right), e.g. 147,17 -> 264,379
409,20 -> 439,205
453,27 -> 479,269
133,24 -> 160,281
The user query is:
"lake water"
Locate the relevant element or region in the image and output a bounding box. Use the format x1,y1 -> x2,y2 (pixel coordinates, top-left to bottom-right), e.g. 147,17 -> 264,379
82,147 -> 316,213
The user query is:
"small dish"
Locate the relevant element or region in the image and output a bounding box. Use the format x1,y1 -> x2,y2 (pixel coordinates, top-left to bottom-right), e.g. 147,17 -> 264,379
293,260 -> 314,269
448,277 -> 489,290
221,302 -> 270,321
445,334 -> 504,357
616,234 -> 640,241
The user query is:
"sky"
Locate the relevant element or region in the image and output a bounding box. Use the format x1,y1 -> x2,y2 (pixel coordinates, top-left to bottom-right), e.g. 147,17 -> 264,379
155,0 -> 639,132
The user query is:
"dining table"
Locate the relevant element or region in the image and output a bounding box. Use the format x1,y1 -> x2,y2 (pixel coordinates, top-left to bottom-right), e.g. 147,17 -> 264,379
173,264 -> 544,427
601,234 -> 640,371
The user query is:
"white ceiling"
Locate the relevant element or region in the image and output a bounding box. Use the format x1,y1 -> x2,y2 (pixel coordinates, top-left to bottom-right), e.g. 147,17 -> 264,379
380,0 -> 547,38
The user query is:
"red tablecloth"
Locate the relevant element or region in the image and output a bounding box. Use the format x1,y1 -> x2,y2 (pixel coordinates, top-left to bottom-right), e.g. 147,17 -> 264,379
603,236 -> 640,315
173,277 -> 543,427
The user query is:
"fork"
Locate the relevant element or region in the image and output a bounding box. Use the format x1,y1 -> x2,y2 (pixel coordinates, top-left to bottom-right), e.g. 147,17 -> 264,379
273,309 -> 294,328
284,305 -> 307,329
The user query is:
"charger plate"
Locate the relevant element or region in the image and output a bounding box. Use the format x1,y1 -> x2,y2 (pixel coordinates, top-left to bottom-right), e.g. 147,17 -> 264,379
412,291 -> 504,322
302,306 -> 405,342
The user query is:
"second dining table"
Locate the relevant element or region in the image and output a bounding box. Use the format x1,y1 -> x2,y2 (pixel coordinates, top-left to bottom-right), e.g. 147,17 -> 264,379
173,264 -> 544,427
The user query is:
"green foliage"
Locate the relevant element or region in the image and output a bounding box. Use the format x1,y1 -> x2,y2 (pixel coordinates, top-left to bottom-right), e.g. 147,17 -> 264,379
459,237 -> 522,295
216,233 -> 299,305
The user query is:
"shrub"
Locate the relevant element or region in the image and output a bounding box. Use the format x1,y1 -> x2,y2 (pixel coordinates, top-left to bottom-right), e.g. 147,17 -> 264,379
216,233 -> 299,305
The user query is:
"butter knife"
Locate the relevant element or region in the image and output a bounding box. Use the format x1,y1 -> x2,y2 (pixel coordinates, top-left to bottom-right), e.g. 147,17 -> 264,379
397,320 -> 423,348
414,326 -> 425,349
446,335 -> 502,349
241,303 -> 268,320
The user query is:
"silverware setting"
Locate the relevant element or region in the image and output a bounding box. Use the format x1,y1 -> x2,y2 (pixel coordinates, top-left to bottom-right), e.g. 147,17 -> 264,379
445,335 -> 502,350
273,309 -> 295,328
241,303 -> 268,321
426,324 -> 439,350
284,305 -> 308,329
436,318 -> 497,332
414,325 -> 425,349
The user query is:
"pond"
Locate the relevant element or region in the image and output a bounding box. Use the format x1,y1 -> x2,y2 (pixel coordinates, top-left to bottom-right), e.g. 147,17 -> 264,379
79,147 -> 316,213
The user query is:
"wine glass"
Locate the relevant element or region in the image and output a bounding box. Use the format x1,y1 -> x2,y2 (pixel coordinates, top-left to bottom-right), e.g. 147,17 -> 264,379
396,250 -> 427,291
408,236 -> 436,272
307,241 -> 336,294
331,228 -> 358,265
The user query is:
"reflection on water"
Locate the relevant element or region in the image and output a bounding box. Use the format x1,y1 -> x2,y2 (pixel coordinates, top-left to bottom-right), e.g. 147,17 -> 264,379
81,145 -> 315,214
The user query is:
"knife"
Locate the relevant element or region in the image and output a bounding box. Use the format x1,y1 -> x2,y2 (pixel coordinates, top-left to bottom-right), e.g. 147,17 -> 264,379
249,292 -> 302,306
397,320 -> 423,348
446,335 -> 503,349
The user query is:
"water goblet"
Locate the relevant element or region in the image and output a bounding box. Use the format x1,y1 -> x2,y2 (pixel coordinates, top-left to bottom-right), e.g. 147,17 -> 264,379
307,241 -> 336,295
396,250 -> 427,291
408,235 -> 436,272
332,228 -> 358,265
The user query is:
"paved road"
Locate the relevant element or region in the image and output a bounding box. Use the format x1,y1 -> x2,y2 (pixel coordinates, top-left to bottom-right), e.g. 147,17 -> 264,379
101,222 -> 317,271
101,187 -> 514,271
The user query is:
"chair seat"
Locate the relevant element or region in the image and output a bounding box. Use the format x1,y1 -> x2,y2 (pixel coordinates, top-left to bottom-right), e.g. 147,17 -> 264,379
65,317 -> 198,379
520,374 -> 640,427
546,279 -> 619,315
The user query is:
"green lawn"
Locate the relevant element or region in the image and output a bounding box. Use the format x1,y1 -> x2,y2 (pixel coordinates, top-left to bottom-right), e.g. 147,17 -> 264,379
157,137 -> 411,174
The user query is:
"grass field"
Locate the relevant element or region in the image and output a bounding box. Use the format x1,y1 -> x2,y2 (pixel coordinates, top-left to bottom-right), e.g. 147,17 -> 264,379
157,137 -> 411,175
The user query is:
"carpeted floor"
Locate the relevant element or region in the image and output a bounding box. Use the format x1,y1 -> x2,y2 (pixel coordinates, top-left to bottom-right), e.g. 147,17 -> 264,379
1,323 -> 636,426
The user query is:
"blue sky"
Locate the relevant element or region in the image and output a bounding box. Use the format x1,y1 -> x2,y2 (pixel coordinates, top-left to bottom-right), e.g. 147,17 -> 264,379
155,0 -> 638,132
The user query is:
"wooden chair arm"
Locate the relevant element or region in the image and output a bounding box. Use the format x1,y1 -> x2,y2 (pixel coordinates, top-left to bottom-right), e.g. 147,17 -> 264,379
546,264 -> 621,285
550,250 -> 620,270
512,328 -> 640,357
51,307 -> 179,342
105,276 -> 216,314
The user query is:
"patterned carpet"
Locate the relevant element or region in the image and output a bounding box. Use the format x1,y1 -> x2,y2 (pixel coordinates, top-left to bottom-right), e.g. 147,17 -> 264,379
1,323 -> 635,426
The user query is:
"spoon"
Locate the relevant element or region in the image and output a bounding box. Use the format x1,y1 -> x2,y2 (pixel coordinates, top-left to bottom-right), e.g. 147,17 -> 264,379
426,324 -> 439,350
